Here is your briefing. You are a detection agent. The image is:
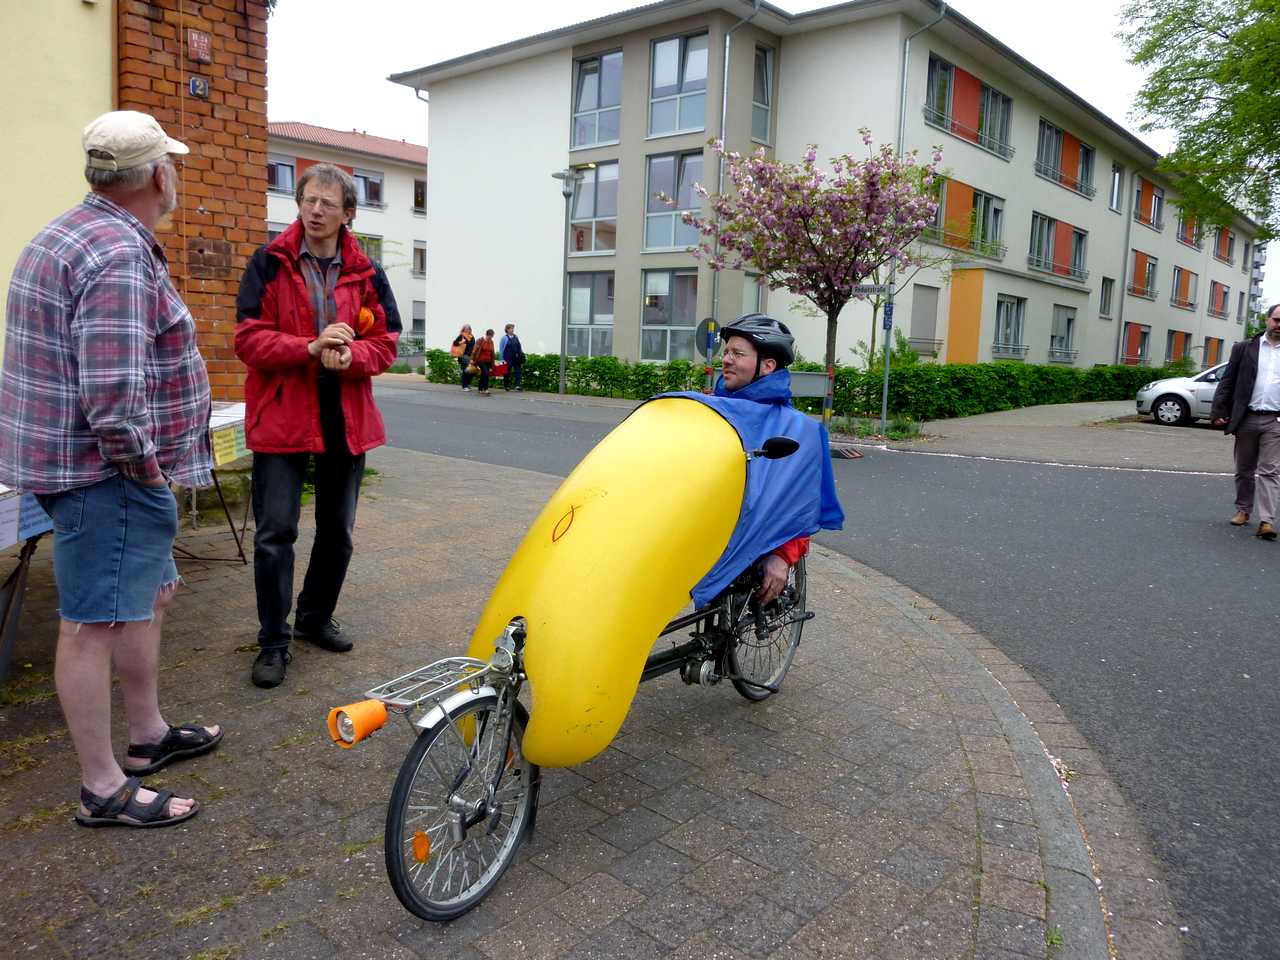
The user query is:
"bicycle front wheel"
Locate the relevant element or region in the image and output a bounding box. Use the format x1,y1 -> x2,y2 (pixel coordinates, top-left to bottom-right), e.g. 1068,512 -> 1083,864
384,695 -> 537,921
727,555 -> 807,701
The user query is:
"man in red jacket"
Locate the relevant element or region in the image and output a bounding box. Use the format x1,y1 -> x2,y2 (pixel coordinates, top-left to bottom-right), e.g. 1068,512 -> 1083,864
235,163 -> 400,687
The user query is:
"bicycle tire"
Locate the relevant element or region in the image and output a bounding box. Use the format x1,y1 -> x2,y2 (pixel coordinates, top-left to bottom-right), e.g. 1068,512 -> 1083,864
727,555 -> 807,701
384,694 -> 537,921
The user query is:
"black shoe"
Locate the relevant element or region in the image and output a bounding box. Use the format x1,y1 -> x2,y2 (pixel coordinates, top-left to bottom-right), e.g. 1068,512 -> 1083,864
294,617 -> 353,653
252,648 -> 291,688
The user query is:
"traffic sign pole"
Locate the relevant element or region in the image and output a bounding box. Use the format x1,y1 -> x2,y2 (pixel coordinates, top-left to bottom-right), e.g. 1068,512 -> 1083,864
879,298 -> 894,435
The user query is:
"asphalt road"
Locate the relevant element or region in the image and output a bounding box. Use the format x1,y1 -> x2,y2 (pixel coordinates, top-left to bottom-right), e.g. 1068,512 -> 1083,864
377,381 -> 1278,960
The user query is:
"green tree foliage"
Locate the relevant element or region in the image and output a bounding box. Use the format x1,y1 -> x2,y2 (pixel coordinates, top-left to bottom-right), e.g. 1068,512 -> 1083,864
1120,0 -> 1280,237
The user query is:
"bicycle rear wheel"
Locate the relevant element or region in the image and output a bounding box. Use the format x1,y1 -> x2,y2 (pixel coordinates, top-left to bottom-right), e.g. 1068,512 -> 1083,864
726,556 -> 807,701
384,694 -> 537,921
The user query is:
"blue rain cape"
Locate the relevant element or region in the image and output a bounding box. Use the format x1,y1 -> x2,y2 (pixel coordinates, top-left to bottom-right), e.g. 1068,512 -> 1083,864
655,368 -> 845,607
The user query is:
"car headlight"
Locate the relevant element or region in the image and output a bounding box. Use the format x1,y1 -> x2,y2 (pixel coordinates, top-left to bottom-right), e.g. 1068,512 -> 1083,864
1140,382 -> 1157,392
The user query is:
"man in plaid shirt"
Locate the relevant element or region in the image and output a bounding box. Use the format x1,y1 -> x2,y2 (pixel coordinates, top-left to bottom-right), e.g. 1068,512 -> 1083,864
0,112 -> 222,828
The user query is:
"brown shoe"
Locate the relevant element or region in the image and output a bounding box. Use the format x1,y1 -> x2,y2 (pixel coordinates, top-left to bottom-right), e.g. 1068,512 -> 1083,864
1257,521 -> 1277,540
1231,511 -> 1250,526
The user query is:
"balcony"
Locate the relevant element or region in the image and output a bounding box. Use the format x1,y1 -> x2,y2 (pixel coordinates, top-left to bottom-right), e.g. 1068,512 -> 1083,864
1048,346 -> 1079,363
1127,282 -> 1156,300
1120,353 -> 1152,366
1026,253 -> 1088,282
1133,209 -> 1164,232
920,225 -> 1007,259
1212,251 -> 1235,266
1208,305 -> 1229,319
1032,159 -> 1096,198
922,105 -> 1015,160
992,341 -> 1029,359
1170,294 -> 1197,310
1176,231 -> 1203,251
908,337 -> 943,355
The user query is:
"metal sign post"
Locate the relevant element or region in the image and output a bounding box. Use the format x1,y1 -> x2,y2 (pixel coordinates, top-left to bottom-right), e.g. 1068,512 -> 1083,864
879,300 -> 894,436
695,317 -> 719,392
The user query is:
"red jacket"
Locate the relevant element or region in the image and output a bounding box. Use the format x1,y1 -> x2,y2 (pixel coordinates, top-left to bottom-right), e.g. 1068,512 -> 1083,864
234,222 -> 400,454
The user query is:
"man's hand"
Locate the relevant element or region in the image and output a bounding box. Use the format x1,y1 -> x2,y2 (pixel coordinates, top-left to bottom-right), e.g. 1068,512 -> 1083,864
1213,417 -> 1230,428
140,476 -> 169,488
321,345 -> 353,371
756,554 -> 789,606
308,322 -> 355,358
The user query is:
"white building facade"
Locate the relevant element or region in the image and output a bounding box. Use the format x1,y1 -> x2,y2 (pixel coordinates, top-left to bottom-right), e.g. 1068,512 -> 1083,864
266,123 -> 429,348
393,0 -> 1265,369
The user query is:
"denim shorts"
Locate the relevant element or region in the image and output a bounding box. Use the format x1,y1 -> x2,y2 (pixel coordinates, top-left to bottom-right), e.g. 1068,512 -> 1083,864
36,474 -> 180,624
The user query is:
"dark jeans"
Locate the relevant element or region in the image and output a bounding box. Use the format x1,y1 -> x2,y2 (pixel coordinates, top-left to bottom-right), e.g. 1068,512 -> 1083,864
251,448 -> 365,649
458,357 -> 473,388
503,363 -> 523,390
476,361 -> 492,392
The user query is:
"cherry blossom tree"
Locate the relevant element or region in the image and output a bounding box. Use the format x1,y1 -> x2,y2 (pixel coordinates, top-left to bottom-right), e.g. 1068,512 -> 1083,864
682,132 -> 941,417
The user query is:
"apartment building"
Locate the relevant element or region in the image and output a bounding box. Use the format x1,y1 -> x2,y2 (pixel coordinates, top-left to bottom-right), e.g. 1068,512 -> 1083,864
393,0 -> 1264,368
266,123 -> 429,346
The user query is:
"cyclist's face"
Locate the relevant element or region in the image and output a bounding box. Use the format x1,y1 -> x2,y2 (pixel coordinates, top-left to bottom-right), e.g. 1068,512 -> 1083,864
722,337 -> 764,391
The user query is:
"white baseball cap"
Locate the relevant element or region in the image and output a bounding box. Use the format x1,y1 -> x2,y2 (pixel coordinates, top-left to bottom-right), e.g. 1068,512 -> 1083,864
83,110 -> 189,172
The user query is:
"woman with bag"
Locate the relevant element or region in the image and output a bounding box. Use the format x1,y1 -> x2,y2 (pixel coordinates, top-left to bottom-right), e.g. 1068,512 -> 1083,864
472,328 -> 497,396
451,324 -> 476,391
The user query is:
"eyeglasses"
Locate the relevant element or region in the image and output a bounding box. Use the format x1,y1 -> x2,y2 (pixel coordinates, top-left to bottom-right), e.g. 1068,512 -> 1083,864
300,196 -> 343,212
722,348 -> 755,361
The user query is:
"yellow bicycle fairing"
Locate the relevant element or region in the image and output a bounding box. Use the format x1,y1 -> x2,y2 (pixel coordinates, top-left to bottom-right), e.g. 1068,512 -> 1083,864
466,397 -> 745,767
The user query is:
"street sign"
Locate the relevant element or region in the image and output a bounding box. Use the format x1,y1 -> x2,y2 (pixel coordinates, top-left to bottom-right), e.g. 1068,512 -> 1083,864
854,284 -> 891,295
882,302 -> 894,330
695,317 -> 719,356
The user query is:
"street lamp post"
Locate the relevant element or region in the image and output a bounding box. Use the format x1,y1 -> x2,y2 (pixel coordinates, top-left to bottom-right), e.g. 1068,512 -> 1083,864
551,167 -> 584,395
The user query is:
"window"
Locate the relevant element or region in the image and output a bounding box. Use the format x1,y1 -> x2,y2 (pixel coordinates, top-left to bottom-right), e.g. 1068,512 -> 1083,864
568,272 -> 615,357
924,54 -> 1014,159
570,162 -> 618,254
641,269 -> 697,360
649,33 -> 707,136
1035,120 -> 1096,194
743,273 -> 764,315
1028,213 -> 1055,271
993,294 -> 1027,357
1204,336 -> 1224,367
1049,305 -> 1077,362
1109,164 -> 1123,212
1129,250 -> 1157,298
752,47 -> 773,143
1208,281 -> 1230,317
1214,228 -> 1236,264
573,51 -> 623,148
1122,322 -> 1150,365
266,221 -> 288,243
413,179 -> 426,213
1100,277 -> 1115,317
267,155 -> 295,194
1070,229 -> 1088,280
1238,291 -> 1247,323
355,233 -> 382,262
1165,329 -> 1190,362
1176,212 -> 1201,249
1242,241 -> 1252,273
411,300 -> 425,336
354,169 -> 383,207
645,152 -> 702,249
910,284 -> 942,353
412,241 -> 426,277
1133,176 -> 1164,229
1171,266 -> 1198,309
971,190 -> 1005,257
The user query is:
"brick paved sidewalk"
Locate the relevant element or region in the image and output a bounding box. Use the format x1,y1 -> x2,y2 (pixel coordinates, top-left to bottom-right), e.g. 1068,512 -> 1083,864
0,446 -> 1180,960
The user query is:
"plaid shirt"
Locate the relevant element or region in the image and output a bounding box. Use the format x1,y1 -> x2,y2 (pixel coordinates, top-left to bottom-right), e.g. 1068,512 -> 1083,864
0,193 -> 212,494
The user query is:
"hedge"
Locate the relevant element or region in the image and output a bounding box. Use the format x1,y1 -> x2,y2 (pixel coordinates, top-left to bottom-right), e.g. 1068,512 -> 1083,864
419,349 -> 1170,421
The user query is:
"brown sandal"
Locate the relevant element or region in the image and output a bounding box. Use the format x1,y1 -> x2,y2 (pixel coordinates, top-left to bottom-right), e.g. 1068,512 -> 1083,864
125,723 -> 222,776
74,776 -> 198,829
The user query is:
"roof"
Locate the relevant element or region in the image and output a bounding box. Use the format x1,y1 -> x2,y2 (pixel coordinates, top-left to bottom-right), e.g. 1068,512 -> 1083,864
267,122 -> 427,167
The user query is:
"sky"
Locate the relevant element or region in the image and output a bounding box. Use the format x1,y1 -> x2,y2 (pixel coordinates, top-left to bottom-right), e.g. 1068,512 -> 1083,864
266,0 -> 1275,305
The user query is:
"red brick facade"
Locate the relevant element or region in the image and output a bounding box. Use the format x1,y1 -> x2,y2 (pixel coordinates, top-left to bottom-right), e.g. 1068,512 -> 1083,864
117,0 -> 269,401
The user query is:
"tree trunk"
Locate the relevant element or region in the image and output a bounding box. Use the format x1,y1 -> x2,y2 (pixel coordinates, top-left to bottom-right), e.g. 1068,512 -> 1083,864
823,305 -> 841,425
868,300 -> 880,359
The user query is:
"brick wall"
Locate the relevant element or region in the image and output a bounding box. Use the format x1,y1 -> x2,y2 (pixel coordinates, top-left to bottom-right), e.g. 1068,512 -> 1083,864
117,0 -> 269,402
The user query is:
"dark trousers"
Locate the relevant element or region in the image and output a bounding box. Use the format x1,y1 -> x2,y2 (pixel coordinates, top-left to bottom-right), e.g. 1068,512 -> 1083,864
458,356 -> 473,388
503,363 -> 523,390
476,362 -> 492,392
251,447 -> 365,649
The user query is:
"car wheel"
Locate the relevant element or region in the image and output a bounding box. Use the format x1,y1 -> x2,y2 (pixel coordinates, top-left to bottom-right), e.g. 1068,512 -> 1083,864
1153,395 -> 1191,426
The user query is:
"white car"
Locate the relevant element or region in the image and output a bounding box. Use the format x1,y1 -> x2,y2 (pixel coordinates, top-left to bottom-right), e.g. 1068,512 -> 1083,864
1135,361 -> 1229,426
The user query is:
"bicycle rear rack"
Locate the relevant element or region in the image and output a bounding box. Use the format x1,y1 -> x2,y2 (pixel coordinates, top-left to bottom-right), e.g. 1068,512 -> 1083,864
364,657 -> 493,711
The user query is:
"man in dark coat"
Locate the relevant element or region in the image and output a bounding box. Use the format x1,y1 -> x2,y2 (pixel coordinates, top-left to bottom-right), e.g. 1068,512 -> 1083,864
1212,303 -> 1280,540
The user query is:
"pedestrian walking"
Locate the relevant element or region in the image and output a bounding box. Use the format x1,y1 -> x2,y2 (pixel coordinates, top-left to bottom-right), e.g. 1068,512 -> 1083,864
234,162 -> 401,688
499,323 -> 525,391
0,110 -> 221,827
1212,302 -> 1280,540
451,325 -> 475,390
473,328 -> 497,396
